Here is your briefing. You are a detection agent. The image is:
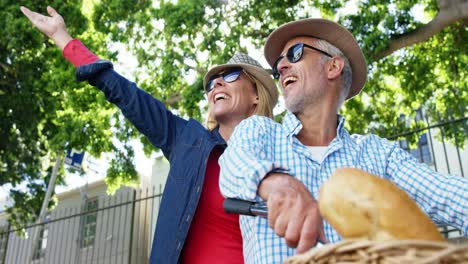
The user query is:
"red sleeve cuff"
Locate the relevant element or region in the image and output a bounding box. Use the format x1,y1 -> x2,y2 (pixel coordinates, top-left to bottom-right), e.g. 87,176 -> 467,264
62,39 -> 100,67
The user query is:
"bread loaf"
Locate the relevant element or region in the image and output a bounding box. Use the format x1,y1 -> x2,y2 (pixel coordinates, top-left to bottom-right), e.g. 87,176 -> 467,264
319,168 -> 444,241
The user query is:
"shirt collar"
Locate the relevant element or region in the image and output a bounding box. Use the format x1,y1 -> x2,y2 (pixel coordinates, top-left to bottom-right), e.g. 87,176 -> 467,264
283,111 -> 347,140
211,127 -> 227,146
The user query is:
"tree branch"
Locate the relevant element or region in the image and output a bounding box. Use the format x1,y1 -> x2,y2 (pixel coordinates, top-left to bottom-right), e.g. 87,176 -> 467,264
164,94 -> 184,105
185,64 -> 205,75
372,0 -> 468,61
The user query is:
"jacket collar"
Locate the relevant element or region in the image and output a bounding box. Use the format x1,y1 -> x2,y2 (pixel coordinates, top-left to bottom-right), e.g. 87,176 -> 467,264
211,127 -> 227,147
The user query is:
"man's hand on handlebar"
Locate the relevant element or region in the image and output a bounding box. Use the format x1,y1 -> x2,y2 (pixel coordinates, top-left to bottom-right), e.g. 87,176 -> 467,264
258,173 -> 327,253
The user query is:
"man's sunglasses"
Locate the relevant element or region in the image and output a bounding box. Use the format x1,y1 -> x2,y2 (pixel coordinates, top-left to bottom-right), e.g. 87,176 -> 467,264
272,43 -> 333,79
205,67 -> 243,93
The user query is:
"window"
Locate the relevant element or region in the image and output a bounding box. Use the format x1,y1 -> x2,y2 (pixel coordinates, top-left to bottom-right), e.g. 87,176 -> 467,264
80,198 -> 98,248
399,139 -> 409,150
418,134 -> 432,164
400,133 -> 432,164
32,226 -> 48,260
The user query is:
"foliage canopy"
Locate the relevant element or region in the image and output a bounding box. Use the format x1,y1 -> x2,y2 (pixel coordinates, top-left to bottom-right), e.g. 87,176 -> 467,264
1,0 -> 466,228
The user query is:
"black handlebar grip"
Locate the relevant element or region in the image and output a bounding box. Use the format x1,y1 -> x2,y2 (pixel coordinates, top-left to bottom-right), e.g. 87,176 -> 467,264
223,198 -> 255,216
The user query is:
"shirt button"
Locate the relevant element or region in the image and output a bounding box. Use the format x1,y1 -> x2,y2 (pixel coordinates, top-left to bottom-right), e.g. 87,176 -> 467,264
196,185 -> 201,193
186,214 -> 191,222
177,241 -> 182,251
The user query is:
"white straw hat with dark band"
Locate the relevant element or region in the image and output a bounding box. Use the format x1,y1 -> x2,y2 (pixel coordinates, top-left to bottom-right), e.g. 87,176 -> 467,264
204,53 -> 278,104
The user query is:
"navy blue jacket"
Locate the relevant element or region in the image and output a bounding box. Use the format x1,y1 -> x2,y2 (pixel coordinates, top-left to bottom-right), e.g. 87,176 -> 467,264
77,61 -> 226,263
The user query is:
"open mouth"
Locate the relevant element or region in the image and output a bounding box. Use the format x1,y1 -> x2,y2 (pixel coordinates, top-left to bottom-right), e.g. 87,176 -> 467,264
283,76 -> 298,88
214,93 -> 228,102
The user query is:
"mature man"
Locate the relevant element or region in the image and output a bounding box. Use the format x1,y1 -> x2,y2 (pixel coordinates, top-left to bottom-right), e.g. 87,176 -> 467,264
219,18 -> 467,264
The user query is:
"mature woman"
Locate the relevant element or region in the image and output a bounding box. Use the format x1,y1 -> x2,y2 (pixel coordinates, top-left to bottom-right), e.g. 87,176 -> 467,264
21,6 -> 278,264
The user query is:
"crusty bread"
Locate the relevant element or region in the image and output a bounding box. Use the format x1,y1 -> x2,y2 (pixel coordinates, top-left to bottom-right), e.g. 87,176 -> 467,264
319,168 -> 444,241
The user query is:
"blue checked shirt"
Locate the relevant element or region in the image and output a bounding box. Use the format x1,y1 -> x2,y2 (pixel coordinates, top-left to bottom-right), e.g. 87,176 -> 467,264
219,112 -> 468,264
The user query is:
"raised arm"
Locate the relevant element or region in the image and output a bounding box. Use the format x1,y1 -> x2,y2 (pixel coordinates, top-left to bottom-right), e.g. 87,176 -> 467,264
20,6 -> 187,158
20,6 -> 72,50
386,144 -> 468,234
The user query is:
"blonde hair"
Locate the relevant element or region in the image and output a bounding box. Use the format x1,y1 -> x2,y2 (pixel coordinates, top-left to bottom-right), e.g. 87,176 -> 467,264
206,70 -> 276,130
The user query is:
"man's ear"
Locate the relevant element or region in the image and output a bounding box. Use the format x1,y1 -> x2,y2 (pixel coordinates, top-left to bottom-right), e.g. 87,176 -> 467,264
327,57 -> 345,80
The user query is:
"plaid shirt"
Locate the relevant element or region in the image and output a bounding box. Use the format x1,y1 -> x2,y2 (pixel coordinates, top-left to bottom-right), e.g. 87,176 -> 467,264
219,112 -> 468,264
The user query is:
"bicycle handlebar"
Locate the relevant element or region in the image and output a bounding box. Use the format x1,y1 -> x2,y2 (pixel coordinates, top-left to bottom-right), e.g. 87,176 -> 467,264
223,198 -> 325,247
223,198 -> 268,217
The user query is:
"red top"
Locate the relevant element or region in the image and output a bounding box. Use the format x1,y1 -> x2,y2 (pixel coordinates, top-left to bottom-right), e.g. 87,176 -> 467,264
181,147 -> 244,263
62,42 -> 244,263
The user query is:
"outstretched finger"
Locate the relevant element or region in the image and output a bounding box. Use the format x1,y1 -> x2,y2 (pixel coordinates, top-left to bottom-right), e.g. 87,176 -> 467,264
20,6 -> 45,26
20,6 -> 35,21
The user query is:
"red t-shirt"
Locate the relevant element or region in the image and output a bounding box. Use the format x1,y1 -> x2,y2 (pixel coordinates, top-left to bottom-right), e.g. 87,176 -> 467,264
62,42 -> 244,263
181,147 -> 244,263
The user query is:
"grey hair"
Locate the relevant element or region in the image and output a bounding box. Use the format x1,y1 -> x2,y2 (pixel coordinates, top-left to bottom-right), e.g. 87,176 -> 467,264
313,38 -> 352,107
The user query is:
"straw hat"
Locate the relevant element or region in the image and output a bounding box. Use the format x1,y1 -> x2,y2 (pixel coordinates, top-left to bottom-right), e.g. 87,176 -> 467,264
204,53 -> 278,105
264,18 -> 367,99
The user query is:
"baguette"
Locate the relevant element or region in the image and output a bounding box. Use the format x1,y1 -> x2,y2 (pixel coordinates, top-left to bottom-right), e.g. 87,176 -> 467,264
318,168 -> 444,241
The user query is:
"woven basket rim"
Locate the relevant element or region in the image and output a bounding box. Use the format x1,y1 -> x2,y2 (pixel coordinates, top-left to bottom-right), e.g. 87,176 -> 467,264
284,239 -> 468,264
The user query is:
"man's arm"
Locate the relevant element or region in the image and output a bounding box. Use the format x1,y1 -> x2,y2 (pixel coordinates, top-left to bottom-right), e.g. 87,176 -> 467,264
386,143 -> 468,234
219,116 -> 326,253
258,173 -> 327,253
219,116 -> 281,201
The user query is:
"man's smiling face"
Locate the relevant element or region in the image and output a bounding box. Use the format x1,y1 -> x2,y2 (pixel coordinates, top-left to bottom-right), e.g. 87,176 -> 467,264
276,37 -> 330,113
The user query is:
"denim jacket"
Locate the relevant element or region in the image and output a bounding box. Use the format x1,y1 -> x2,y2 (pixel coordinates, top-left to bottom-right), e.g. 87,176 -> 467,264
77,60 -> 226,263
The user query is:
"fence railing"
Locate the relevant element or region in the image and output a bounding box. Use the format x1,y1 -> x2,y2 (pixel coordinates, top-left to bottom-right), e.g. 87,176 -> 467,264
0,114 -> 466,263
386,114 -> 467,178
0,185 -> 163,264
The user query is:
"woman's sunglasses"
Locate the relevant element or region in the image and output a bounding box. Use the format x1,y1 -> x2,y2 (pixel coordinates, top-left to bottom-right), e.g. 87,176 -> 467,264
205,67 -> 243,93
272,43 -> 333,79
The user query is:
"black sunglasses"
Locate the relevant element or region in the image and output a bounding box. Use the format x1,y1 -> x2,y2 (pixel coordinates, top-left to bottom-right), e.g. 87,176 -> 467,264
205,67 -> 243,93
272,43 -> 333,79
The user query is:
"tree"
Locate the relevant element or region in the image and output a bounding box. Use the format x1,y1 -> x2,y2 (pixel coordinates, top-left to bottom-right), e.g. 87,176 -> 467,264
93,0 -> 466,142
1,0 -> 135,230
1,0 -> 466,229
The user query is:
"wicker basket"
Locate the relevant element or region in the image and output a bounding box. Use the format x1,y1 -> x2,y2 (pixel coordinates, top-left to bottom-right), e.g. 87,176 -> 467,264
284,239 -> 468,264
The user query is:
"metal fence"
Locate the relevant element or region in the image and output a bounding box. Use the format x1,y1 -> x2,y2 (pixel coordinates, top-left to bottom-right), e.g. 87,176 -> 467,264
385,111 -> 466,178
0,186 -> 163,264
0,114 -> 466,263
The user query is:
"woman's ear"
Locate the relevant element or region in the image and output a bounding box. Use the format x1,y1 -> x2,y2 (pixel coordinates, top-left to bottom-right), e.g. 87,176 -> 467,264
253,95 -> 259,105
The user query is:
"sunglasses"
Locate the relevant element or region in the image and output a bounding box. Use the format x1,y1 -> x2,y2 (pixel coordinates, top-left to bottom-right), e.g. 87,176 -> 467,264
205,67 -> 243,93
272,43 -> 333,79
